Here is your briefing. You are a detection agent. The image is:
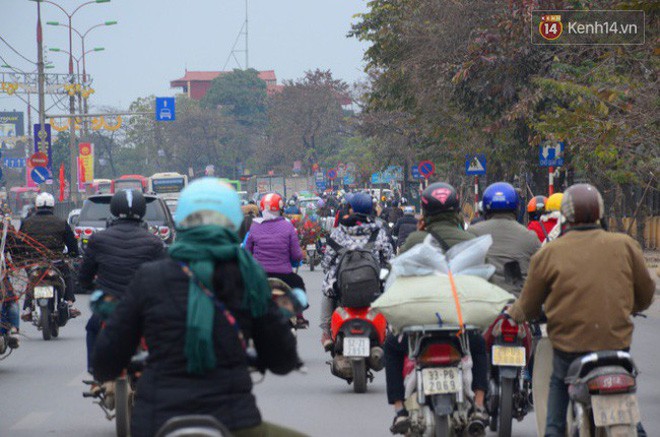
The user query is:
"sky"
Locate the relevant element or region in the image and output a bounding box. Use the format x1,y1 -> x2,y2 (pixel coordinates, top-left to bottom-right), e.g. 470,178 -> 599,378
0,0 -> 369,115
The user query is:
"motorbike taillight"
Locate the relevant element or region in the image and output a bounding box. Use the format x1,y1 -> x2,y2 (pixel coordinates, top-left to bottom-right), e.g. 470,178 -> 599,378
418,343 -> 462,366
83,227 -> 94,237
74,227 -> 83,239
587,374 -> 636,394
492,317 -> 522,343
158,226 -> 171,240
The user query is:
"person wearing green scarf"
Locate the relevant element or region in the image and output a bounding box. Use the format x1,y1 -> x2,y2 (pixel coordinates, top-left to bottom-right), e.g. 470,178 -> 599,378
169,224 -> 271,375
91,178 -> 304,437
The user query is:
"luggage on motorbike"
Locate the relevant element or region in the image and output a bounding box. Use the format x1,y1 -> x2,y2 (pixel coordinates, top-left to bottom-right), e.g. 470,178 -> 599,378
327,230 -> 381,308
372,274 -> 515,331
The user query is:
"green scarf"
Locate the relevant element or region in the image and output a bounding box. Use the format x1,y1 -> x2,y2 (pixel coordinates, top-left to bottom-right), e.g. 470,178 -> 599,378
168,225 -> 271,374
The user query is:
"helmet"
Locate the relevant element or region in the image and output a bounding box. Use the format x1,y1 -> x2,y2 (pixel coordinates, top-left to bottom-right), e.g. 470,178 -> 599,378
175,178 -> 243,230
348,192 -> 373,215
287,199 -> 296,207
110,189 -> 146,220
527,195 -> 547,214
482,182 -> 518,213
546,193 -> 564,212
317,199 -> 326,208
561,184 -> 604,224
260,193 -> 284,212
421,182 -> 459,215
400,197 -> 408,205
35,192 -> 55,208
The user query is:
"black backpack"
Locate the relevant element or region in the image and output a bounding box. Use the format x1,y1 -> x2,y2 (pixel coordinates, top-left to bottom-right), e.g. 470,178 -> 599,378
327,230 -> 381,308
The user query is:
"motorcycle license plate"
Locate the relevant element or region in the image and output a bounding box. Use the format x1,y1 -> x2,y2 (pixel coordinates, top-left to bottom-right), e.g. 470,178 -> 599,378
343,337 -> 370,357
34,286 -> 54,299
492,345 -> 526,367
591,394 -> 640,427
306,244 -> 316,251
422,367 -> 461,395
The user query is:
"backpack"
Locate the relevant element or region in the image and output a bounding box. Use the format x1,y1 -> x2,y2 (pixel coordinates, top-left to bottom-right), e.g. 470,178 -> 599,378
327,230 -> 381,308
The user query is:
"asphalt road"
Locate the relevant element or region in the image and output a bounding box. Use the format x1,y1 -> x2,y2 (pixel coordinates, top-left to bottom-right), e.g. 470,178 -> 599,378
1,269 -> 659,436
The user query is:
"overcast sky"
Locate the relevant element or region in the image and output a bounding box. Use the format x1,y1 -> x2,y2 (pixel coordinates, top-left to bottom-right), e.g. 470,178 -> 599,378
0,0 -> 369,114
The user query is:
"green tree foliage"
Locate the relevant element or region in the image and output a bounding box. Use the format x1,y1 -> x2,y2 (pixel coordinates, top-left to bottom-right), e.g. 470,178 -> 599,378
200,69 -> 267,126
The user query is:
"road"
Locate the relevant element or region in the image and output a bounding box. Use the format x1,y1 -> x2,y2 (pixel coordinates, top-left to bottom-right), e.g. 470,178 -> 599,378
1,269 -> 659,436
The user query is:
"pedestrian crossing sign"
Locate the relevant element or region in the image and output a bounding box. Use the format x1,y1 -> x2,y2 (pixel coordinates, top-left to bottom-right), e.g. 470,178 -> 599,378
465,154 -> 487,175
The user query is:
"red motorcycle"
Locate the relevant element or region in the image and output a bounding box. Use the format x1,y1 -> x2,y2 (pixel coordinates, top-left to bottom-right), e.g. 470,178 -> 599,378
329,305 -> 387,393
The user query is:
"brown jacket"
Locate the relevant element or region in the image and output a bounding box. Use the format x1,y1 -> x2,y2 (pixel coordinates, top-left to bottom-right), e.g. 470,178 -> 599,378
509,228 -> 654,353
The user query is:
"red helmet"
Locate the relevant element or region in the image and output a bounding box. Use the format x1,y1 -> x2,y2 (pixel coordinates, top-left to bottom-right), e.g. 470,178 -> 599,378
527,195 -> 547,214
260,193 -> 283,212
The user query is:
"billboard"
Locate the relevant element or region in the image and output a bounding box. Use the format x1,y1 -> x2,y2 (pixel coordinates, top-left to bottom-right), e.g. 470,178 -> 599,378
0,111 -> 25,138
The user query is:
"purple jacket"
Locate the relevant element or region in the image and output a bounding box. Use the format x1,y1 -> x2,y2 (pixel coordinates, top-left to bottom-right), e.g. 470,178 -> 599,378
246,217 -> 303,274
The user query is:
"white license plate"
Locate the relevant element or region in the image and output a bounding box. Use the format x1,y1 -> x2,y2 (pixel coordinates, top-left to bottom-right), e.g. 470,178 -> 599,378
306,244 -> 316,251
320,238 -> 326,243
422,367 -> 461,395
492,345 -> 526,367
343,337 -> 370,357
592,394 -> 640,427
34,285 -> 54,299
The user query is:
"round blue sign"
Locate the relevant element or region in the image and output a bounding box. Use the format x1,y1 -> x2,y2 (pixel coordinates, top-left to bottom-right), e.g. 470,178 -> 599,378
31,166 -> 50,184
418,160 -> 435,178
327,168 -> 338,180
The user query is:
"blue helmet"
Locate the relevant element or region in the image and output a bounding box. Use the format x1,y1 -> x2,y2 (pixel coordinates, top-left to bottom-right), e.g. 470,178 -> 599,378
482,182 -> 519,213
175,177 -> 243,230
348,192 -> 373,215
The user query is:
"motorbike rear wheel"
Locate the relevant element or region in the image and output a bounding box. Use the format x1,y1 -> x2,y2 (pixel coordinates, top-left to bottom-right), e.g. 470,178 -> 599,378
40,307 -> 52,341
352,359 -> 367,394
434,413 -> 451,437
50,322 -> 59,338
309,254 -> 315,272
115,377 -> 131,437
498,377 -> 514,437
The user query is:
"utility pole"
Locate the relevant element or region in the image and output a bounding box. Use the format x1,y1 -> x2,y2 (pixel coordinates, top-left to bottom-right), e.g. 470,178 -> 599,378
36,2 -> 46,133
245,0 -> 248,69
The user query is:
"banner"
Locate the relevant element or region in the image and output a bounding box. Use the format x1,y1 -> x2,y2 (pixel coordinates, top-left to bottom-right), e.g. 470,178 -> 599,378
78,142 -> 94,191
0,112 -> 24,138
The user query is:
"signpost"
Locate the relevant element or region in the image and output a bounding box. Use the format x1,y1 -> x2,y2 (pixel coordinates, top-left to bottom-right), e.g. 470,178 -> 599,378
327,168 -> 338,186
539,141 -> 565,195
465,154 -> 487,215
29,151 -> 49,168
411,164 -> 422,180
31,166 -> 50,184
418,160 -> 435,179
155,97 -> 176,122
3,158 -> 26,168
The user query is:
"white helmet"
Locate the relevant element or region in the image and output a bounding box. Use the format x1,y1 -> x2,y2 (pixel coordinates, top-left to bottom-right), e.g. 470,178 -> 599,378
35,192 -> 55,208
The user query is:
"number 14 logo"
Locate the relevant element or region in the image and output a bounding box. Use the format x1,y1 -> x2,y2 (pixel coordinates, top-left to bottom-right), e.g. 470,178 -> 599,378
539,15 -> 563,41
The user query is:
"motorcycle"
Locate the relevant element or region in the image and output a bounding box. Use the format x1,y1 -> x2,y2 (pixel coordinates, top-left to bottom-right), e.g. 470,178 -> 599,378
155,415 -> 231,437
305,237 -> 325,272
329,302 -> 386,393
485,315 -> 534,436
401,324 -> 484,437
566,350 -> 641,436
28,263 -> 69,341
84,349 -> 148,437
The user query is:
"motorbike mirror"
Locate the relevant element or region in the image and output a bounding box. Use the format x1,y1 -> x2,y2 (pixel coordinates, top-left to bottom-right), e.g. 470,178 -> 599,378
379,268 -> 390,281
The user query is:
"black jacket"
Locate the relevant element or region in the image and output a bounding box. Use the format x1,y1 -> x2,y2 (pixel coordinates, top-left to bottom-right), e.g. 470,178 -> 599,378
92,258 -> 298,436
392,215 -> 417,248
78,219 -> 166,297
20,209 -> 79,256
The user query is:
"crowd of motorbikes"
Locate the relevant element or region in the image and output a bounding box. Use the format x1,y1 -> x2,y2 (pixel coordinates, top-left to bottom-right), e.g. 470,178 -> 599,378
1,193 -> 646,437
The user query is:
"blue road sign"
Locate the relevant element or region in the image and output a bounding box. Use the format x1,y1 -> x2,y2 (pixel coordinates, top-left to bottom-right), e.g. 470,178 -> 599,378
418,161 -> 435,178
411,164 -> 422,179
539,141 -> 565,167
33,123 -> 52,171
465,154 -> 487,175
316,181 -> 326,191
343,174 -> 355,185
31,166 -> 50,184
0,168 -> 3,180
3,158 -> 26,168
155,97 -> 176,121
327,168 -> 338,180
371,166 -> 403,184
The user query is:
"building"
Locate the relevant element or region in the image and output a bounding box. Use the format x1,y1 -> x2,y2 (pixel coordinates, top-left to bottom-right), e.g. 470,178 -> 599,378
170,70 -> 282,100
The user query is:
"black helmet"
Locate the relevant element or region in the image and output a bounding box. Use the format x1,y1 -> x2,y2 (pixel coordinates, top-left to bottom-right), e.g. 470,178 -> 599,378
421,182 -> 460,215
110,189 -> 146,220
561,183 -> 604,224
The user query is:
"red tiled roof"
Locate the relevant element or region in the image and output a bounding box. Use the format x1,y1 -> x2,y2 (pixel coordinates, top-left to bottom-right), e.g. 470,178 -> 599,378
171,70 -> 277,87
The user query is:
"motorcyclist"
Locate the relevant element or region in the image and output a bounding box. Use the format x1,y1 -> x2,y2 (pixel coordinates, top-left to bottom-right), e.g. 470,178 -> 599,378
92,178 -> 303,437
391,205 -> 416,251
540,192 -> 563,243
78,189 -> 166,374
246,193 -> 307,326
386,182 -> 489,434
20,192 -> 80,320
468,182 -> 541,296
283,199 -> 301,215
507,183 -> 654,436
526,195 -> 552,243
238,201 -> 259,241
320,192 -> 393,350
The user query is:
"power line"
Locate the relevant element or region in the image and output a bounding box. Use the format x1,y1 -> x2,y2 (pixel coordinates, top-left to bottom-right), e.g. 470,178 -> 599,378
0,53 -> 26,74
0,35 -> 36,65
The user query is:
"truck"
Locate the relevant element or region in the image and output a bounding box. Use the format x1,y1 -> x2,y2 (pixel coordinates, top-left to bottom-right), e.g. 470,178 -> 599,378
254,175 -> 314,199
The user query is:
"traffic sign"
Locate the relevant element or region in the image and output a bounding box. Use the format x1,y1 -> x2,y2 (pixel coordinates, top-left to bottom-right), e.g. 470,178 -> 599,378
539,141 -> 565,167
337,163 -> 346,177
29,151 -> 49,168
0,167 -> 3,180
411,164 -> 422,179
346,162 -> 356,174
465,154 -> 487,175
327,168 -> 338,181
33,123 -> 51,153
316,180 -> 327,191
418,160 -> 435,178
3,158 -> 26,168
155,97 -> 176,121
31,166 -> 50,184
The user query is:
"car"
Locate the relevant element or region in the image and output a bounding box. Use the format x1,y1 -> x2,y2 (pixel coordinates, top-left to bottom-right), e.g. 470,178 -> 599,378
159,108 -> 172,120
164,198 -> 178,215
75,194 -> 175,252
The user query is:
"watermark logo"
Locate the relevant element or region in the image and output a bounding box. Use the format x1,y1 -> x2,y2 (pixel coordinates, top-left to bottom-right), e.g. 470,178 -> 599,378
539,14 -> 563,41
532,10 -> 645,45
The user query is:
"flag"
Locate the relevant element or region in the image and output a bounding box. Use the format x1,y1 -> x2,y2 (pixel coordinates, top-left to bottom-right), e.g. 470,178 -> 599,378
58,164 -> 65,201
